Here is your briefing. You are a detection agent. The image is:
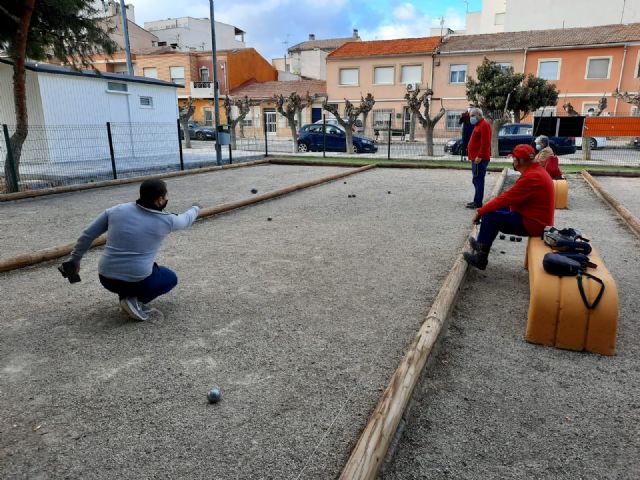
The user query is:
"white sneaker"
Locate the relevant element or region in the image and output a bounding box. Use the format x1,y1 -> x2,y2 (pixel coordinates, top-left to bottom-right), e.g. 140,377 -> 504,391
139,302 -> 152,314
119,297 -> 149,321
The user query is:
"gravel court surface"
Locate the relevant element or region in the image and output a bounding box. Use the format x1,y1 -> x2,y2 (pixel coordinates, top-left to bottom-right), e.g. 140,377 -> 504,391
385,174 -> 640,480
1,168 -> 498,479
593,176 -> 640,221
0,164 -> 350,260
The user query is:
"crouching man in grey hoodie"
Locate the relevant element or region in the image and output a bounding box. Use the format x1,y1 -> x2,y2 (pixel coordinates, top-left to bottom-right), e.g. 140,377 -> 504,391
67,179 -> 201,321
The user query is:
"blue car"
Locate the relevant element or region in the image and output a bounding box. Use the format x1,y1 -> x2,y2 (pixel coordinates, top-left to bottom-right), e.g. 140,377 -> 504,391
444,123 -> 576,156
297,124 -> 377,153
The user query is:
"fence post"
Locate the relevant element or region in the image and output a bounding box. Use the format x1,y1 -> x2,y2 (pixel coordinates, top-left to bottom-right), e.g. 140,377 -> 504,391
387,113 -> 392,160
2,124 -> 19,193
228,143 -> 233,164
323,114 -> 326,158
177,118 -> 184,170
263,112 -> 268,158
106,122 -> 117,180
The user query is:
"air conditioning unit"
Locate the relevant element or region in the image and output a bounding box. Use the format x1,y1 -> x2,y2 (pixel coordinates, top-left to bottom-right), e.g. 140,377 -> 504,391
406,83 -> 414,91
406,82 -> 420,91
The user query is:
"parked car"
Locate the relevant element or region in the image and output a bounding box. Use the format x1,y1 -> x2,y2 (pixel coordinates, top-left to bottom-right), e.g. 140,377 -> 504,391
444,123 -> 576,156
298,124 -> 377,153
314,118 -> 364,134
179,121 -> 217,141
575,136 -> 607,149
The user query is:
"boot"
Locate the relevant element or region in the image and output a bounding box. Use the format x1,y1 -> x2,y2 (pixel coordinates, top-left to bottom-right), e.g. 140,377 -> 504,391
463,243 -> 490,270
468,236 -> 480,251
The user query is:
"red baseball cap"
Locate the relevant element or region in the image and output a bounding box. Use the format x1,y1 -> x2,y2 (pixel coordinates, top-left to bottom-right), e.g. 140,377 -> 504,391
511,144 -> 536,161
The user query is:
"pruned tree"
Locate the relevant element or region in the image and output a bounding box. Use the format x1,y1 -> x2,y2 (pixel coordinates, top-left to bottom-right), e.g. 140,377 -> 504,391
224,95 -> 256,149
274,91 -> 314,153
613,88 -> 640,146
322,97 -> 374,154
179,97 -> 195,149
0,0 -> 116,192
404,86 -> 446,157
562,102 -> 580,117
510,74 -> 559,123
466,58 -> 524,157
582,95 -> 607,159
359,93 -> 376,134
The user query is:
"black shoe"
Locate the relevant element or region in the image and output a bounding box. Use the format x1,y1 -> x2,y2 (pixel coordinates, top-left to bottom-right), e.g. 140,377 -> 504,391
463,251 -> 488,270
465,201 -> 480,209
468,236 -> 480,251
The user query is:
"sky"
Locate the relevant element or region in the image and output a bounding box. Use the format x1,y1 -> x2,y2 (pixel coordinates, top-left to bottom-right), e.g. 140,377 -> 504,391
130,0 -> 482,61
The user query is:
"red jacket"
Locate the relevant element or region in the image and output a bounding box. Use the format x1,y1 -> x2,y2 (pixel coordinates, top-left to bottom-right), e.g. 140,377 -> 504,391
545,155 -> 563,179
467,118 -> 491,160
478,162 -> 555,236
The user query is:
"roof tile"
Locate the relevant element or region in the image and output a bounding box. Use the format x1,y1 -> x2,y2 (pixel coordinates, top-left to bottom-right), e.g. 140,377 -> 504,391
229,79 -> 326,99
328,37 -> 442,58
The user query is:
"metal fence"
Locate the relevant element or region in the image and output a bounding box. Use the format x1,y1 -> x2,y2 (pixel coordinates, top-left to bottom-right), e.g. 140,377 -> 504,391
0,121 -> 261,193
233,111 -> 640,166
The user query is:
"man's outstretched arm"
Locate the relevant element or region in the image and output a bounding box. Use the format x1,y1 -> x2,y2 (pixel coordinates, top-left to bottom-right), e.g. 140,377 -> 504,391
69,211 -> 109,268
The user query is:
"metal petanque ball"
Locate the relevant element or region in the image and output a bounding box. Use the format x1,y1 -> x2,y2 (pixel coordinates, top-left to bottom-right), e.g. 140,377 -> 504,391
510,236 -> 516,242
250,188 -> 258,194
499,234 -> 506,240
207,388 -> 221,404
516,237 -> 522,242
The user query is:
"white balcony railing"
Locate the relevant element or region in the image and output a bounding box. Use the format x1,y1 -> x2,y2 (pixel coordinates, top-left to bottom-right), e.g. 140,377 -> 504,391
190,81 -> 216,98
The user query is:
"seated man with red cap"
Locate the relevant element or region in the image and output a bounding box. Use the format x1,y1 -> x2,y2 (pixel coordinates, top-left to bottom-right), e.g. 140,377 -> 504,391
464,144 -> 555,270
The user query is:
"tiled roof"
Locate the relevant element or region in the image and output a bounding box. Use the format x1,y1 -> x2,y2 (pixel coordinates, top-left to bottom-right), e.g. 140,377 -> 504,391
229,79 -> 326,99
289,37 -> 358,52
439,23 -> 640,53
328,37 -> 442,58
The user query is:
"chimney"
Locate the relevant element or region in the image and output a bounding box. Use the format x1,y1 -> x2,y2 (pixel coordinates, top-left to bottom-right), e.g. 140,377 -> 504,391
309,34 -> 315,41
353,28 -> 359,38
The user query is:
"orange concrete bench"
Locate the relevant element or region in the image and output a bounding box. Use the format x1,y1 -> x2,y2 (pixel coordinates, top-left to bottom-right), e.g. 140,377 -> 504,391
553,179 -> 568,209
524,237 -> 618,355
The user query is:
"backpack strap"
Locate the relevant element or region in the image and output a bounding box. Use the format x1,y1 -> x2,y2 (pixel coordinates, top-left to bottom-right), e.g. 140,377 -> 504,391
577,272 -> 605,310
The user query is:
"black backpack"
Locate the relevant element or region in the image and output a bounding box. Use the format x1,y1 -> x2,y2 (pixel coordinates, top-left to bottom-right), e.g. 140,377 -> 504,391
543,227 -> 592,255
542,252 -> 605,309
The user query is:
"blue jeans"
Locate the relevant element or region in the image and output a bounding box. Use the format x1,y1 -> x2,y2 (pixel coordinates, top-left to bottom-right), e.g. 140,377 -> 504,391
477,209 -> 530,247
99,264 -> 178,304
471,159 -> 489,207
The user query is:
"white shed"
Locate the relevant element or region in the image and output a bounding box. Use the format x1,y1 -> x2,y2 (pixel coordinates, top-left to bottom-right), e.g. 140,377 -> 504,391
0,59 -> 179,167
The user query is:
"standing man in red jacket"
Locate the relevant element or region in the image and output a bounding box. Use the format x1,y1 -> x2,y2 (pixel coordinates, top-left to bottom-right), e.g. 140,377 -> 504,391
466,107 -> 492,208
464,144 -> 555,270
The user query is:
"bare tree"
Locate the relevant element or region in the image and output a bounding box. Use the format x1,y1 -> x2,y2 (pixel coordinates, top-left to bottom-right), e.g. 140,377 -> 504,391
274,92 -> 314,152
359,93 -> 376,134
565,96 -> 607,159
322,98 -> 373,154
404,86 -> 446,157
223,95 -> 255,149
612,88 -> 640,146
179,97 -> 195,149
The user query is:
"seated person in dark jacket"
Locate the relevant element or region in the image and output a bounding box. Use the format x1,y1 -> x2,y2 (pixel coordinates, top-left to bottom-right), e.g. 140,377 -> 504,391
534,135 -> 563,179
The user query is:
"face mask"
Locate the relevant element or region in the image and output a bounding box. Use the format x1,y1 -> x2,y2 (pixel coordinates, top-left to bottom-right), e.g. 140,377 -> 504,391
535,144 -> 542,151
467,107 -> 471,112
470,116 -> 478,125
161,199 -> 168,210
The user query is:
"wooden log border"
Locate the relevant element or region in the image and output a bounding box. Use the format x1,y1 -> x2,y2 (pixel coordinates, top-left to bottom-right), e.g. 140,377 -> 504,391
0,159 -> 269,202
0,164 -> 376,273
339,168 -> 508,480
582,170 -> 640,239
268,157 -> 506,172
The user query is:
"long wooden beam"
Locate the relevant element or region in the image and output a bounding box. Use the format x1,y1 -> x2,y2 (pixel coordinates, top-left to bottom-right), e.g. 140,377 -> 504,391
582,170 -> 640,239
0,159 -> 269,202
339,168 -> 508,480
0,164 -> 376,273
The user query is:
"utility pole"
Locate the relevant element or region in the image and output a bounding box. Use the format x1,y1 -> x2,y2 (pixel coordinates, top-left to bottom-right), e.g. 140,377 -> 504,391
119,0 -> 133,75
282,34 -> 290,72
209,0 -> 222,165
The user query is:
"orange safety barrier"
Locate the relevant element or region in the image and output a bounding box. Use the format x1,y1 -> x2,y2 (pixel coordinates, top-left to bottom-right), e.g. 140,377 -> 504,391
583,116 -> 640,137
524,237 -> 618,356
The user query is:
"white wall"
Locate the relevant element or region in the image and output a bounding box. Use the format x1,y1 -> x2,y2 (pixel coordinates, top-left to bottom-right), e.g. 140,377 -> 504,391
290,49 -> 327,80
465,0 -> 507,34
144,18 -> 245,51
505,0 -> 640,31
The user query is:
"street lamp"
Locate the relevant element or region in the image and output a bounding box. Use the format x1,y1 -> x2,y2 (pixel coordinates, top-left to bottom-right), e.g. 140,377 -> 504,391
209,0 -> 223,165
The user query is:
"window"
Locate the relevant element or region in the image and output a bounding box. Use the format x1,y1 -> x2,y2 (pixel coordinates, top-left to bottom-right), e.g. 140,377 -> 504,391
497,62 -> 512,73
139,96 -> 153,107
534,106 -> 555,117
170,66 -> 185,86
582,103 -> 599,116
631,106 -> 639,117
374,66 -> 394,85
107,82 -> 128,92
446,111 -> 463,130
400,65 -> 421,84
157,41 -> 167,47
307,125 -> 323,133
373,109 -> 393,128
495,12 -> 505,25
449,64 -> 467,83
143,67 -> 157,79
339,68 -> 358,85
586,57 -> 610,79
200,67 -> 209,82
538,60 -> 560,80
203,108 -> 213,126
241,118 -> 253,127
